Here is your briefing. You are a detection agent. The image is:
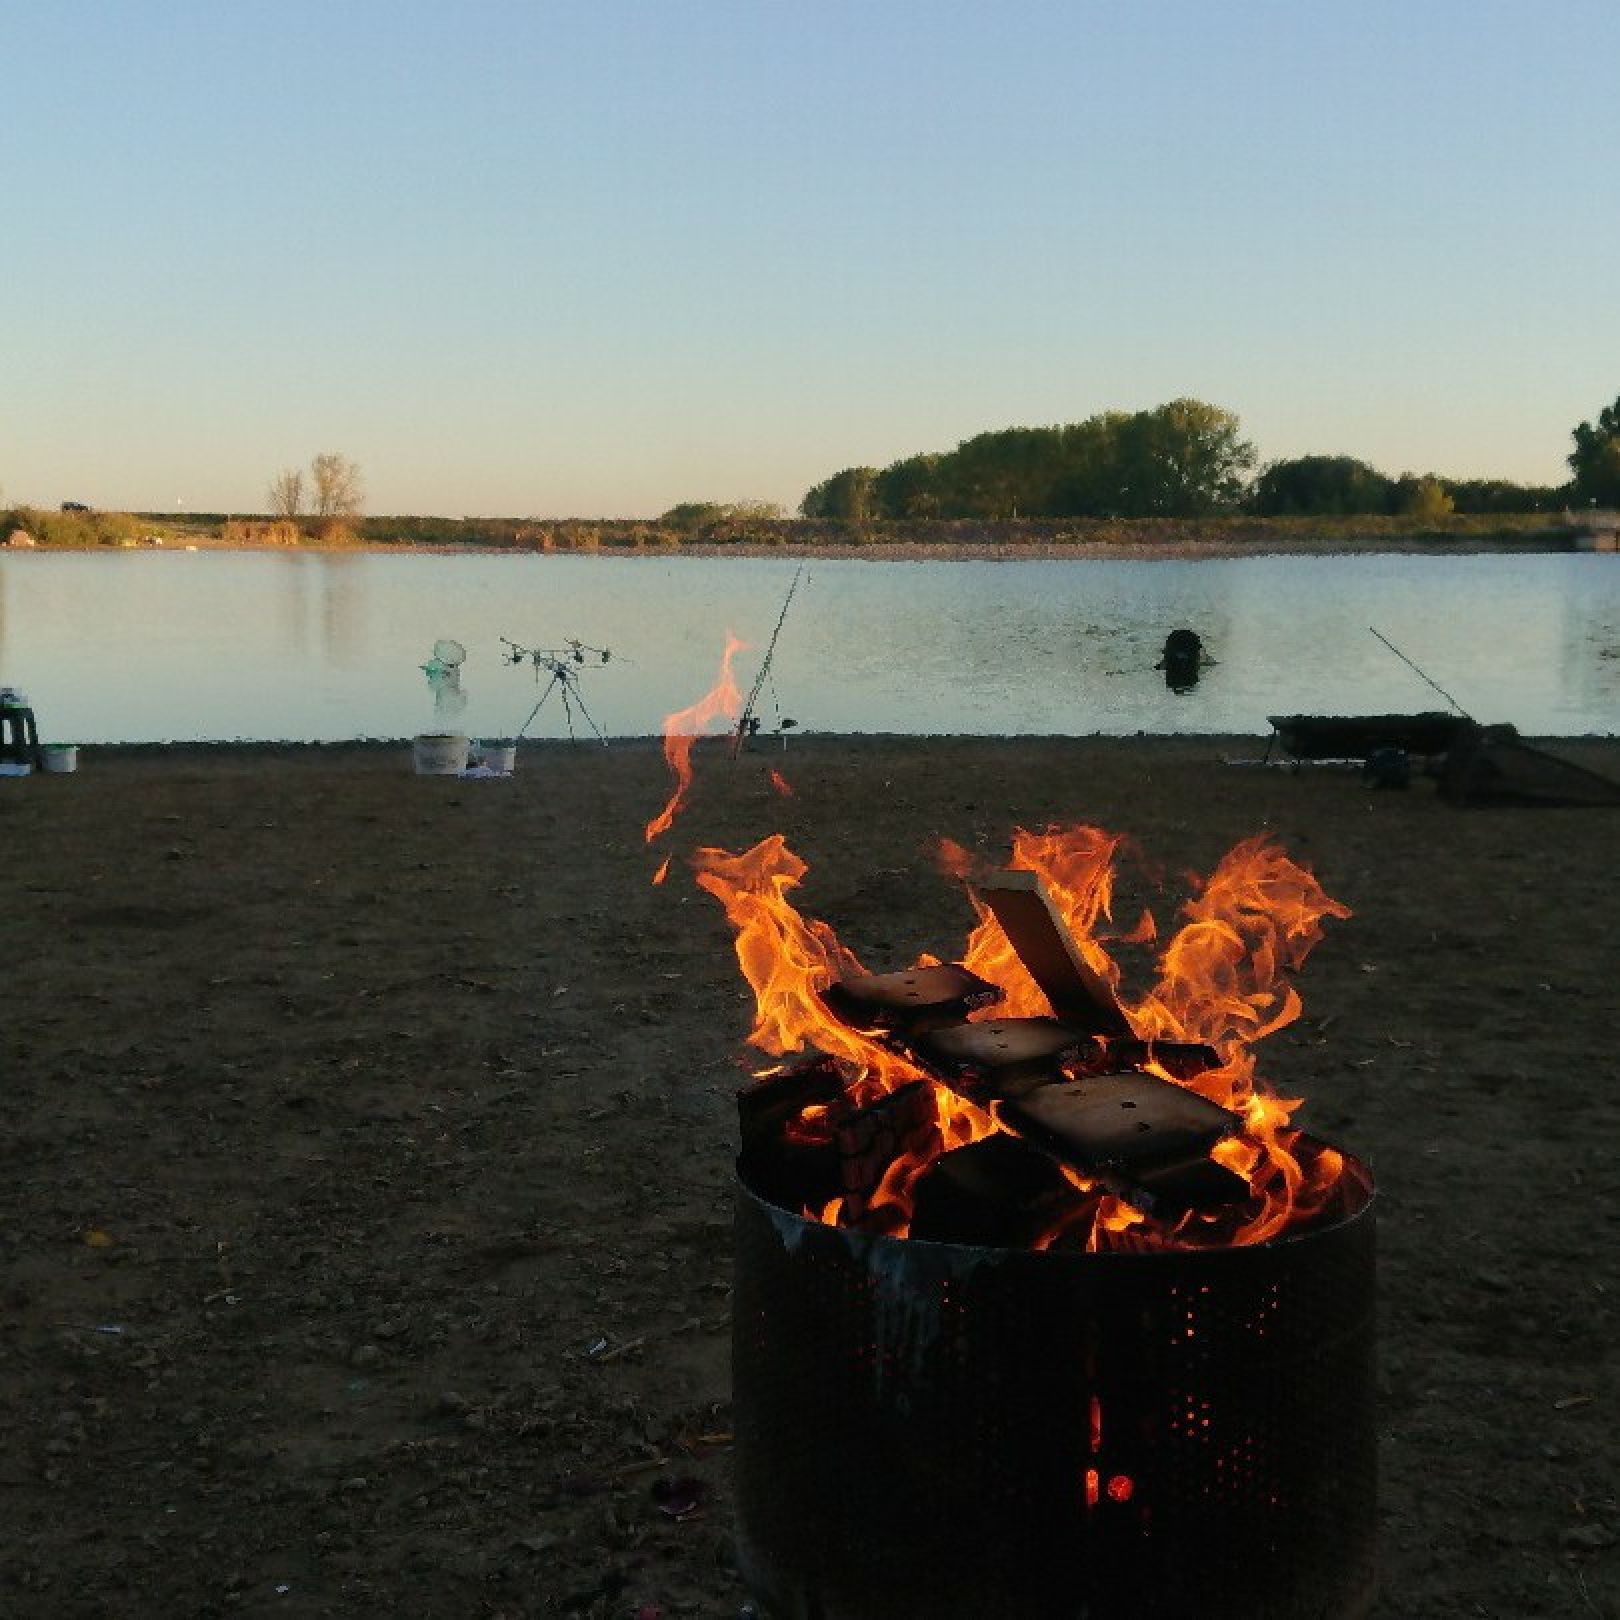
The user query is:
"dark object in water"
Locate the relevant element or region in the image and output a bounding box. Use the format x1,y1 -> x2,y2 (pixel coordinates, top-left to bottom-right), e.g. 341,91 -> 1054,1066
1267,711 -> 1469,763
1156,627 -> 1204,693
1438,723 -> 1620,808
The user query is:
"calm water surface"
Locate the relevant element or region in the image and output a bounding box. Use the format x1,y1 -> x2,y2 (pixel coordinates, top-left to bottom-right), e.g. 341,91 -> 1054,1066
1,550 -> 1616,743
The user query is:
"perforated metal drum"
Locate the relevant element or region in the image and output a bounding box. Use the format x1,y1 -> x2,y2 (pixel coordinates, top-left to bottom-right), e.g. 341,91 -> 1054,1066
733,1149 -> 1377,1620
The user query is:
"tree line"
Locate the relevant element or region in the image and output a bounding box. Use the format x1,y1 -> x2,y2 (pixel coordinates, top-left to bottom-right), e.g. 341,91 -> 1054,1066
799,395 -> 1620,522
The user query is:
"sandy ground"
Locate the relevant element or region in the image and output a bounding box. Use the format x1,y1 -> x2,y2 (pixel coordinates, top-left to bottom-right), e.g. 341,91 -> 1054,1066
2,736 -> 1617,1618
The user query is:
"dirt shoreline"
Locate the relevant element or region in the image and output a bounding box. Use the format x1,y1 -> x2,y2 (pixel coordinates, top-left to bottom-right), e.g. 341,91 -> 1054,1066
3,736 -> 1616,1616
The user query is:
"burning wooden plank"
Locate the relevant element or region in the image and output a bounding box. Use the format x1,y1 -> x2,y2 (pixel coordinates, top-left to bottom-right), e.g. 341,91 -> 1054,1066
970,871 -> 1135,1038
1085,1038 -> 1221,1081
820,963 -> 1000,1035
911,1021 -> 1224,1097
996,1071 -> 1248,1215
909,1016 -> 1088,1096
999,1070 -> 1237,1172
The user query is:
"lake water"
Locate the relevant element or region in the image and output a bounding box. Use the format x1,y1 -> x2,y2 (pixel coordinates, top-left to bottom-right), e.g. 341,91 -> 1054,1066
1,549 -> 1616,743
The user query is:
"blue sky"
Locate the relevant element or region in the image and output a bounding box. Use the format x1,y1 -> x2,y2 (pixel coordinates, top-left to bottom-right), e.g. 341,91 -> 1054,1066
3,0 -> 1617,517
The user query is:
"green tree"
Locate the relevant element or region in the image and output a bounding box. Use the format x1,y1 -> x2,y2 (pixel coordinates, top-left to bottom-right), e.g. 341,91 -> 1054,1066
1107,400 -> 1255,517
874,453 -> 946,518
945,427 -> 1077,518
1253,455 -> 1392,516
801,466 -> 879,523
808,401 -> 1254,523
1569,394 -> 1620,506
1444,478 -> 1561,514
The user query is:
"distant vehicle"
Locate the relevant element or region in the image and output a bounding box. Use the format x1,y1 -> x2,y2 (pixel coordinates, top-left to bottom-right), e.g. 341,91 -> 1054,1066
60,500 -> 92,513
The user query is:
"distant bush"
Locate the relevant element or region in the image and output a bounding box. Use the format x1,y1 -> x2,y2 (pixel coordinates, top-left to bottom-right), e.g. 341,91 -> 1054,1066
309,518 -> 361,546
2,506 -> 142,547
1393,475 -> 1455,524
222,519 -> 303,547
553,521 -> 600,551
660,502 -> 729,534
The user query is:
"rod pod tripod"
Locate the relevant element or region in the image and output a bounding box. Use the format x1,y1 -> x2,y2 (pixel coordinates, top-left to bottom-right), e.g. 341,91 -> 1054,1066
501,638 -> 612,745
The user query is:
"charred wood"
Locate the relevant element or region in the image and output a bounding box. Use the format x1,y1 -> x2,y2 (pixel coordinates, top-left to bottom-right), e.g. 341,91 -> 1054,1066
735,1053 -> 848,1212
1087,1038 -> 1222,1081
835,1080 -> 939,1227
909,1135 -> 1088,1248
1110,1152 -> 1251,1220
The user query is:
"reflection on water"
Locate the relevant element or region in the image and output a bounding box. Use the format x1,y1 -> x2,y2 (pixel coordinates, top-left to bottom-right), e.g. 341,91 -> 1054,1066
0,550 -> 1614,742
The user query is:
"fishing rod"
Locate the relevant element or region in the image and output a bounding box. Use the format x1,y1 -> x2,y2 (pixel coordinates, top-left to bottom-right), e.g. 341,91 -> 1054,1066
1368,626 -> 1471,719
732,565 -> 805,757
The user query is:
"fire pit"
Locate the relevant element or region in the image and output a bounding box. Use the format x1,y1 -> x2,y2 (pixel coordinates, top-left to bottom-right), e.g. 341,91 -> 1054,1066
733,1149 -> 1375,1619
697,827 -> 1377,1620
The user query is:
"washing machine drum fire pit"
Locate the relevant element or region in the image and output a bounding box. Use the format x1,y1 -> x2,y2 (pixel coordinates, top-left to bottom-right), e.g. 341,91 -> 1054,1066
732,1150 -> 1377,1620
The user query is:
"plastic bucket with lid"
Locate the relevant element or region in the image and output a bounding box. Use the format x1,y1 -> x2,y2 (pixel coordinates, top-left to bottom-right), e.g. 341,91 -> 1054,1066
412,734 -> 469,775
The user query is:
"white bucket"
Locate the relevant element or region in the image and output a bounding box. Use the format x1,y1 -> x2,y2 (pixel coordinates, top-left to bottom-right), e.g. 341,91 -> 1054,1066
412,733 -> 469,775
41,745 -> 78,773
480,741 -> 517,773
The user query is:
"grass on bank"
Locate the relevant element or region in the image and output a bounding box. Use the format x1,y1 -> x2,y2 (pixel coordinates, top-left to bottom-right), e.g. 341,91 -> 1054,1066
4,506 -> 1574,553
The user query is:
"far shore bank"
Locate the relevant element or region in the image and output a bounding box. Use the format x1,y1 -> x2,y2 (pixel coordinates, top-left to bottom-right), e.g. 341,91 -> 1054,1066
5,507 -> 1584,561
15,532 -> 1583,562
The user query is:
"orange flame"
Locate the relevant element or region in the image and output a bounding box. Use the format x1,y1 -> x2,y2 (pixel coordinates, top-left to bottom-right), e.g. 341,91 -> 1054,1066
700,822 -> 1353,1248
644,634 -> 746,843
941,827 -> 1135,1019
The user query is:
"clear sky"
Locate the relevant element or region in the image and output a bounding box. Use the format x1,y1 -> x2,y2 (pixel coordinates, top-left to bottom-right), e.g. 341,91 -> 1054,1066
4,0 -> 1617,518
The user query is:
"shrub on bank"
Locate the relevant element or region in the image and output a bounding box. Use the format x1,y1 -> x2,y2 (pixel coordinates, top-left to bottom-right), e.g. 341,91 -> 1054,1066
1,506 -> 143,547
222,519 -> 303,547
181,509 -> 1567,554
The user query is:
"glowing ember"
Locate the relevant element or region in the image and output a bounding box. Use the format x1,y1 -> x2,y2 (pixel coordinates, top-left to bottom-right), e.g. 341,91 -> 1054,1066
645,634 -> 746,844
695,823 -> 1352,1249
